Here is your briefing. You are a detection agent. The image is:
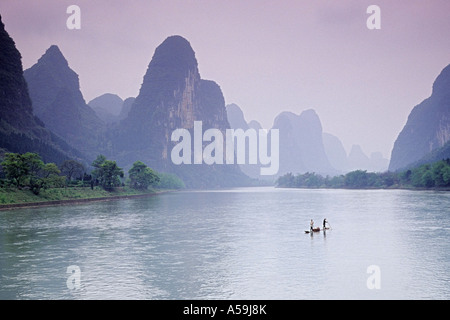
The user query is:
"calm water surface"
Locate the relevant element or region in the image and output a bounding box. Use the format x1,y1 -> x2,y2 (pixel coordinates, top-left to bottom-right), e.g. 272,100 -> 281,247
0,187 -> 449,299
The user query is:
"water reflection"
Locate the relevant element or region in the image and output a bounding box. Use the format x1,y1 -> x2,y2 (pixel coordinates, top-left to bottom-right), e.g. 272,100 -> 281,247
1,188 -> 449,299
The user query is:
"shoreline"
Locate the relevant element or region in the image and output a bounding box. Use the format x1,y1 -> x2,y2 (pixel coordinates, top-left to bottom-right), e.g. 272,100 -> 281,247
275,185 -> 450,192
0,190 -> 170,211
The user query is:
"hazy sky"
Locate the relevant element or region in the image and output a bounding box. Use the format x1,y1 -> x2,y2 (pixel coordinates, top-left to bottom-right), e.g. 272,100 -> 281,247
1,0 -> 449,158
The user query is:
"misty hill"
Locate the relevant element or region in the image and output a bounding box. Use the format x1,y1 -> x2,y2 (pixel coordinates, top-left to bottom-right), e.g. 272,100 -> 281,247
226,103 -> 264,179
323,136 -> 389,173
226,104 -> 263,132
0,14 -> 80,164
226,104 -> 390,177
322,133 -> 349,173
24,45 -> 104,159
337,144 -> 388,173
368,152 -> 390,172
272,110 -> 336,176
226,104 -> 250,131
87,94 -> 135,124
119,97 -> 135,121
390,64 -> 450,171
110,36 -> 248,188
88,93 -> 124,124
348,145 -> 370,171
248,120 -> 262,130
227,103 -> 349,178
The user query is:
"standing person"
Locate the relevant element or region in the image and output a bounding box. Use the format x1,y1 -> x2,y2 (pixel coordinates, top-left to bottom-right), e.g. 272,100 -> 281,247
310,219 -> 314,232
323,218 -> 328,229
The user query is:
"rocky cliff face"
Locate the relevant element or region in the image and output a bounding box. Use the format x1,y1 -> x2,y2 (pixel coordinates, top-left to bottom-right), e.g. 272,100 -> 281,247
0,15 -> 80,164
389,64 -> 450,171
113,36 -> 247,187
24,45 -> 104,159
116,36 -> 198,162
0,16 -> 34,130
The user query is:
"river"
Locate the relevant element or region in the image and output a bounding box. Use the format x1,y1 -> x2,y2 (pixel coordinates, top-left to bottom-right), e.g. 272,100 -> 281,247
0,187 -> 449,299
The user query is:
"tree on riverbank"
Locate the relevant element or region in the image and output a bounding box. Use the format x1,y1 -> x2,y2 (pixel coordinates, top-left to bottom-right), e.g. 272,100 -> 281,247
0,152 -> 65,194
276,159 -> 450,190
128,161 -> 160,190
156,172 -> 185,190
91,155 -> 124,191
1,152 -> 186,196
1,153 -> 42,188
60,159 -> 85,181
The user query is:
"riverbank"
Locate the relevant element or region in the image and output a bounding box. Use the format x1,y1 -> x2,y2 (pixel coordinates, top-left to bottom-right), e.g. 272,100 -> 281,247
0,186 -> 168,211
276,185 -> 450,191
276,161 -> 450,191
275,185 -> 450,192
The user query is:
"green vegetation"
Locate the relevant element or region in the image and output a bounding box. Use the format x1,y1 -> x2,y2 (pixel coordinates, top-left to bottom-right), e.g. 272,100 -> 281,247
0,152 -> 186,206
128,161 -> 160,190
156,172 -> 185,190
91,155 -> 124,191
1,152 -> 65,195
60,159 -> 85,181
276,159 -> 450,190
0,186 -> 154,205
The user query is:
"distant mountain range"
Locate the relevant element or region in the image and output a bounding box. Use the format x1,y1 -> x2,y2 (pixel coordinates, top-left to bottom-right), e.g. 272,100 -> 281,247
4,12 -> 449,187
226,103 -> 389,178
272,109 -> 335,176
88,93 -> 134,124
